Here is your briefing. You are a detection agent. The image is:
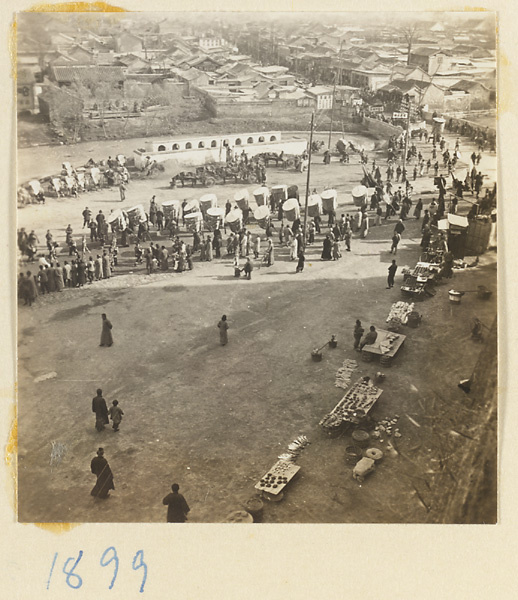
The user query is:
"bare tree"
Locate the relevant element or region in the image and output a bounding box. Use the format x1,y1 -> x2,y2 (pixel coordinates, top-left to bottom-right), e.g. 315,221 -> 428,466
398,24 -> 422,66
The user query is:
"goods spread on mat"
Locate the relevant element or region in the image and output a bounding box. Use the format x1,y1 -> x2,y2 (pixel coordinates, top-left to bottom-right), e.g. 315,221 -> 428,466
386,301 -> 415,325
254,435 -> 310,496
320,377 -> 383,430
335,359 -> 358,389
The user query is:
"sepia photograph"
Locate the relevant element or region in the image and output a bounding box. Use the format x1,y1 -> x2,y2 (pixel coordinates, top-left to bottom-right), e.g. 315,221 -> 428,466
15,9 -> 497,525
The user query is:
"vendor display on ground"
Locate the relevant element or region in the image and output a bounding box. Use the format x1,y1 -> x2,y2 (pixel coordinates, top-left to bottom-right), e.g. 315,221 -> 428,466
320,377 -> 383,432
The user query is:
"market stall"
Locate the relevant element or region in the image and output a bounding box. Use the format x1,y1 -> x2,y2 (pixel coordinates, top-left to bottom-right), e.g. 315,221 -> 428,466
401,261 -> 440,298
254,460 -> 301,498
437,213 -> 469,259
386,301 -> 421,329
319,377 -> 383,435
361,329 -> 406,367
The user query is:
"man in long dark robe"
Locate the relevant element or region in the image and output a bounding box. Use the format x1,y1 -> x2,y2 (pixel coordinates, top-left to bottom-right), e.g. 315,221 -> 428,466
163,483 -> 190,522
100,313 -> 113,347
321,235 -> 333,260
92,388 -> 109,431
353,320 -> 364,350
218,315 -> 229,346
360,326 -> 378,350
90,448 -> 114,499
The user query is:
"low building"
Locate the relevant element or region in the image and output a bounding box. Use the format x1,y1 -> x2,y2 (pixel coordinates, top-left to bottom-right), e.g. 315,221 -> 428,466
379,79 -> 447,111
448,79 -> 492,109
350,65 -> 392,91
305,85 -> 333,109
391,64 -> 432,83
408,47 -> 452,75
17,68 -> 43,114
51,65 -> 126,88
198,36 -> 229,50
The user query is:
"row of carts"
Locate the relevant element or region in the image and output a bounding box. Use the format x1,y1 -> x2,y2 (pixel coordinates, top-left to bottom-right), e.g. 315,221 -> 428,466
121,186 -> 341,235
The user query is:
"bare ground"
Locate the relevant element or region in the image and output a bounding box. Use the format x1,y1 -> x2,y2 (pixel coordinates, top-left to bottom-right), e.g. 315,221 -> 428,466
16,130 -> 498,523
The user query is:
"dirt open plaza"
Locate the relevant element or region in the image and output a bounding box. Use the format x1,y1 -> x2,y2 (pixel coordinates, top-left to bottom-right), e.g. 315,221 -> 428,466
16,124 -> 497,524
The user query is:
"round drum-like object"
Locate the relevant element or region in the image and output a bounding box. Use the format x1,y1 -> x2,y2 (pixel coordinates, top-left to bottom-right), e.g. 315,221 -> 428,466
449,289 -> 463,303
345,445 -> 363,464
183,199 -> 199,216
253,205 -> 270,229
184,211 -> 203,232
321,189 -> 337,214
205,207 -> 225,231
307,194 -> 322,217
352,185 -> 367,206
234,189 -> 249,211
365,448 -> 384,461
282,198 -> 300,222
262,491 -> 284,502
162,199 -> 180,219
379,354 -> 393,367
225,209 -> 243,233
352,429 -> 370,448
199,193 -> 217,214
361,350 -> 373,362
253,186 -> 269,206
245,496 -> 264,522
223,510 -> 254,523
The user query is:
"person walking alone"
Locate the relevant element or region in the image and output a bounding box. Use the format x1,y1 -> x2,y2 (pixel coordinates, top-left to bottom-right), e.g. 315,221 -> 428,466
100,313 -> 113,347
387,259 -> 397,289
90,448 -> 115,499
218,315 -> 229,346
163,483 -> 190,523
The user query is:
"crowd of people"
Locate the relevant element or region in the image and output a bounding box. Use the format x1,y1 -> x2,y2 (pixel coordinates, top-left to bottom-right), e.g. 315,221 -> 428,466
18,120 -> 497,316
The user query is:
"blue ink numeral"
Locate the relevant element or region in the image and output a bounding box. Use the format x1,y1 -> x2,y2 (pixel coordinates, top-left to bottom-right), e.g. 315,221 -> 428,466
132,550 -> 147,593
100,546 -> 119,590
62,551 -> 83,589
46,552 -> 58,590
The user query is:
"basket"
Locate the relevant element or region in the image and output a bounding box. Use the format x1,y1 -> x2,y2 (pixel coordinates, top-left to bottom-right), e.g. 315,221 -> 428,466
311,350 -> 323,362
351,429 -> 370,448
448,290 -> 463,303
361,350 -> 373,362
406,311 -> 421,328
387,317 -> 402,332
345,445 -> 363,464
477,285 -> 492,300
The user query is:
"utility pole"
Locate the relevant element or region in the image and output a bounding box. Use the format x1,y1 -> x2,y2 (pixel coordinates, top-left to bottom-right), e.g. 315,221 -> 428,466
328,41 -> 343,150
402,93 -> 411,183
303,112 -> 315,251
